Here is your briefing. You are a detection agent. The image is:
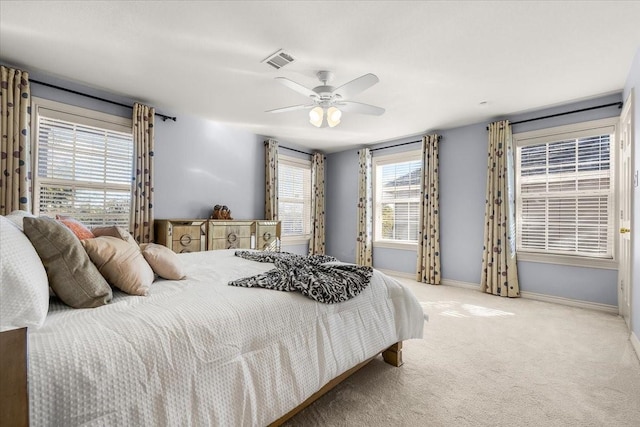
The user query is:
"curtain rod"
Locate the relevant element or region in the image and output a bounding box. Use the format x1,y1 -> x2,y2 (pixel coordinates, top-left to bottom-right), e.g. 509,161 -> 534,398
369,135 -> 442,152
486,101 -> 622,130
30,79 -> 177,122
281,145 -> 313,156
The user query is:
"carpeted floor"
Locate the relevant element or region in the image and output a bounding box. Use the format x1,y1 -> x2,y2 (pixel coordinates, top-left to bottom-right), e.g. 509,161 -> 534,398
285,278 -> 640,426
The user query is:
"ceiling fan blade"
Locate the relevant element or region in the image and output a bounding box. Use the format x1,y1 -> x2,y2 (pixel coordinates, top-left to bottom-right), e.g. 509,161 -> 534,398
266,104 -> 314,113
333,73 -> 380,100
337,101 -> 385,116
275,77 -> 317,99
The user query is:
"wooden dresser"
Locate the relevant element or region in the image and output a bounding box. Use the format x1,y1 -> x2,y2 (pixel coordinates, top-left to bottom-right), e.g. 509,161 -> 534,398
155,219 -> 281,252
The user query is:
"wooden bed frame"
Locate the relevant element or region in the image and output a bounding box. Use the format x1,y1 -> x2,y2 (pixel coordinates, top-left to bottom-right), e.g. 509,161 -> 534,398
0,328 -> 402,427
269,341 -> 403,426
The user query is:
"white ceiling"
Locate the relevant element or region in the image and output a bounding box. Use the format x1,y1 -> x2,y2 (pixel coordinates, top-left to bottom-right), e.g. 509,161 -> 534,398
1,1 -> 639,153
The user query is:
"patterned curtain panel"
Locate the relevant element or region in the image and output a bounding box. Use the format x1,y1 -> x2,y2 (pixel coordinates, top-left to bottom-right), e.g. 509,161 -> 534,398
264,139 -> 279,221
309,152 -> 326,255
356,148 -> 372,266
416,134 -> 441,285
0,66 -> 31,215
130,103 -> 155,244
481,120 -> 520,297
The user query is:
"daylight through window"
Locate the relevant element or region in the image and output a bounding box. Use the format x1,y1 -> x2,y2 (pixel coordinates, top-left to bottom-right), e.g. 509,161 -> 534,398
373,151 -> 422,244
33,99 -> 134,228
515,120 -> 616,259
278,155 -> 311,238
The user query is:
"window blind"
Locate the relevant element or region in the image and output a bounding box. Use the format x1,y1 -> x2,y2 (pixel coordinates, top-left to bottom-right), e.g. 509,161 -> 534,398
278,158 -> 311,237
35,115 -> 134,227
376,159 -> 422,242
517,134 -> 613,258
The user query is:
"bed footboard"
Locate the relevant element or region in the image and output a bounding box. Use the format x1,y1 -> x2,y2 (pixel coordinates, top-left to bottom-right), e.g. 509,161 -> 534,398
382,341 -> 403,367
269,340 -> 405,425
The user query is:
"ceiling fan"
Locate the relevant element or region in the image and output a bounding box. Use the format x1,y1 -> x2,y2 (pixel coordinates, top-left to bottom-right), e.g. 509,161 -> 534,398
266,71 -> 385,128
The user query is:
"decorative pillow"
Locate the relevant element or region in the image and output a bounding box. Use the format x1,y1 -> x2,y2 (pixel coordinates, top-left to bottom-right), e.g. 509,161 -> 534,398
91,225 -> 138,247
23,217 -> 112,308
0,216 -> 50,331
56,215 -> 95,240
140,243 -> 186,280
4,210 -> 35,231
82,236 -> 154,296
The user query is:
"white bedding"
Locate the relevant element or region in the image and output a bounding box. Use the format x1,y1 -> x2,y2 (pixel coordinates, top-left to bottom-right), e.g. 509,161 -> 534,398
28,249 -> 425,426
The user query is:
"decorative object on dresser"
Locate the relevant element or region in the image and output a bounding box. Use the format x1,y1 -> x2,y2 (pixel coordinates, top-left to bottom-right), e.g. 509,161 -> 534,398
155,219 -> 281,252
210,205 -> 233,220
154,219 -> 207,253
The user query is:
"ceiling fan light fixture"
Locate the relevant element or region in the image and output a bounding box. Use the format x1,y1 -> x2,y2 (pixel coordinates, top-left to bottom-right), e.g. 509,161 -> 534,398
309,106 -> 323,127
327,107 -> 342,127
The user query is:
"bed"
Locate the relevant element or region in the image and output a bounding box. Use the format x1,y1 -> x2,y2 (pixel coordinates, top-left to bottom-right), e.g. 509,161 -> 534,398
0,215 -> 425,426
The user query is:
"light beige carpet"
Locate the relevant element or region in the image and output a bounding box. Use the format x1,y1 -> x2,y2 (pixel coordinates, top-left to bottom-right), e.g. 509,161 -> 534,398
285,278 -> 640,426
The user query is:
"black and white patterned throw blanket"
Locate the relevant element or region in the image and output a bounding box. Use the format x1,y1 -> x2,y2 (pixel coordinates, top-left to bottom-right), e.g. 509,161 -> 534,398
229,251 -> 373,304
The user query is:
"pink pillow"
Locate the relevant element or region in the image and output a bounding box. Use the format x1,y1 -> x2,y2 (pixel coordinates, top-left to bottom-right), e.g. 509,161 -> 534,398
56,215 -> 94,240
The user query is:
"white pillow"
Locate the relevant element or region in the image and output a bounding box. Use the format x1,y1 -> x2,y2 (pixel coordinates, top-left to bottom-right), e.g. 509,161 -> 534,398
0,216 -> 50,331
4,209 -> 35,231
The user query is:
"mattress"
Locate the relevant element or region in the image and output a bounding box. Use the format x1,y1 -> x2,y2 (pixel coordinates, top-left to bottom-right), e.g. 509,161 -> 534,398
28,249 -> 425,426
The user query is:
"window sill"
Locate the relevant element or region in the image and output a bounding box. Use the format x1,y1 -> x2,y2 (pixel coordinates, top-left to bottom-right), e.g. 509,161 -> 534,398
517,251 -> 618,270
281,236 -> 310,246
373,241 -> 418,251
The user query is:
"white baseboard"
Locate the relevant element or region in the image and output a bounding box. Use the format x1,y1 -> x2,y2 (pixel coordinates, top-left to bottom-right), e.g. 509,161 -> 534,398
519,290 -> 618,314
440,279 -> 481,290
377,268 -> 416,281
441,279 -> 618,314
631,331 -> 640,362
381,273 -> 618,314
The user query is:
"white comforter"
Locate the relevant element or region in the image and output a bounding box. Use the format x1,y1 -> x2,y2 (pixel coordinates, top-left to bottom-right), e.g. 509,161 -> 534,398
28,250 -> 425,426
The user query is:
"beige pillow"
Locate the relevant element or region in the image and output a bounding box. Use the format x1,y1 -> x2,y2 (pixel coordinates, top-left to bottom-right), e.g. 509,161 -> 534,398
91,225 -> 138,247
23,217 -> 112,309
82,236 -> 154,296
140,243 -> 186,280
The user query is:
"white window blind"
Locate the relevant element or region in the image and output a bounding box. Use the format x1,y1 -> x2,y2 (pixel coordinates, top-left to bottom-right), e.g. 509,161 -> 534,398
517,131 -> 614,259
278,156 -> 311,237
34,101 -> 133,228
374,153 -> 422,243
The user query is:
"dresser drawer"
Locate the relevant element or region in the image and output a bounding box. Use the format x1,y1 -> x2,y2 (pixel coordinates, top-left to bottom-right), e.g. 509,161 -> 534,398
255,221 -> 280,250
209,237 -> 252,250
172,225 -> 201,244
208,221 -> 253,249
172,238 -> 203,253
155,220 -> 206,253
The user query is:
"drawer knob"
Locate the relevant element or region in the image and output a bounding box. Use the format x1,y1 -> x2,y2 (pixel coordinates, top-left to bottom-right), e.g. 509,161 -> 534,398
263,232 -> 271,240
179,234 -> 192,246
227,233 -> 237,242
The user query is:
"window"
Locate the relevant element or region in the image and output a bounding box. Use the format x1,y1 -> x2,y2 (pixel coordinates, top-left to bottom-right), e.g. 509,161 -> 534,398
32,98 -> 134,228
278,155 -> 311,239
514,118 -> 617,267
373,151 -> 422,246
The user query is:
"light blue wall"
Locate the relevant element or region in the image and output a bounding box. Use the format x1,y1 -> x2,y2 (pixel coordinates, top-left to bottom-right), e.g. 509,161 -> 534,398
326,148 -> 359,263
325,93 -> 622,306
24,67 -> 316,254
155,117 -> 263,220
623,47 -> 640,340
25,69 -> 266,224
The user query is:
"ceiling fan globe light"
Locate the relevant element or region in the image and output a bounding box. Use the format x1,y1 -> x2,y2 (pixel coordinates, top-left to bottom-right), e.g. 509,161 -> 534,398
327,107 -> 342,127
309,107 -> 323,127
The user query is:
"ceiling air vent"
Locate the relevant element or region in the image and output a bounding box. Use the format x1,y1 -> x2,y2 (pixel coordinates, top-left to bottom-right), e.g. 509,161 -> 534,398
262,49 -> 295,70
